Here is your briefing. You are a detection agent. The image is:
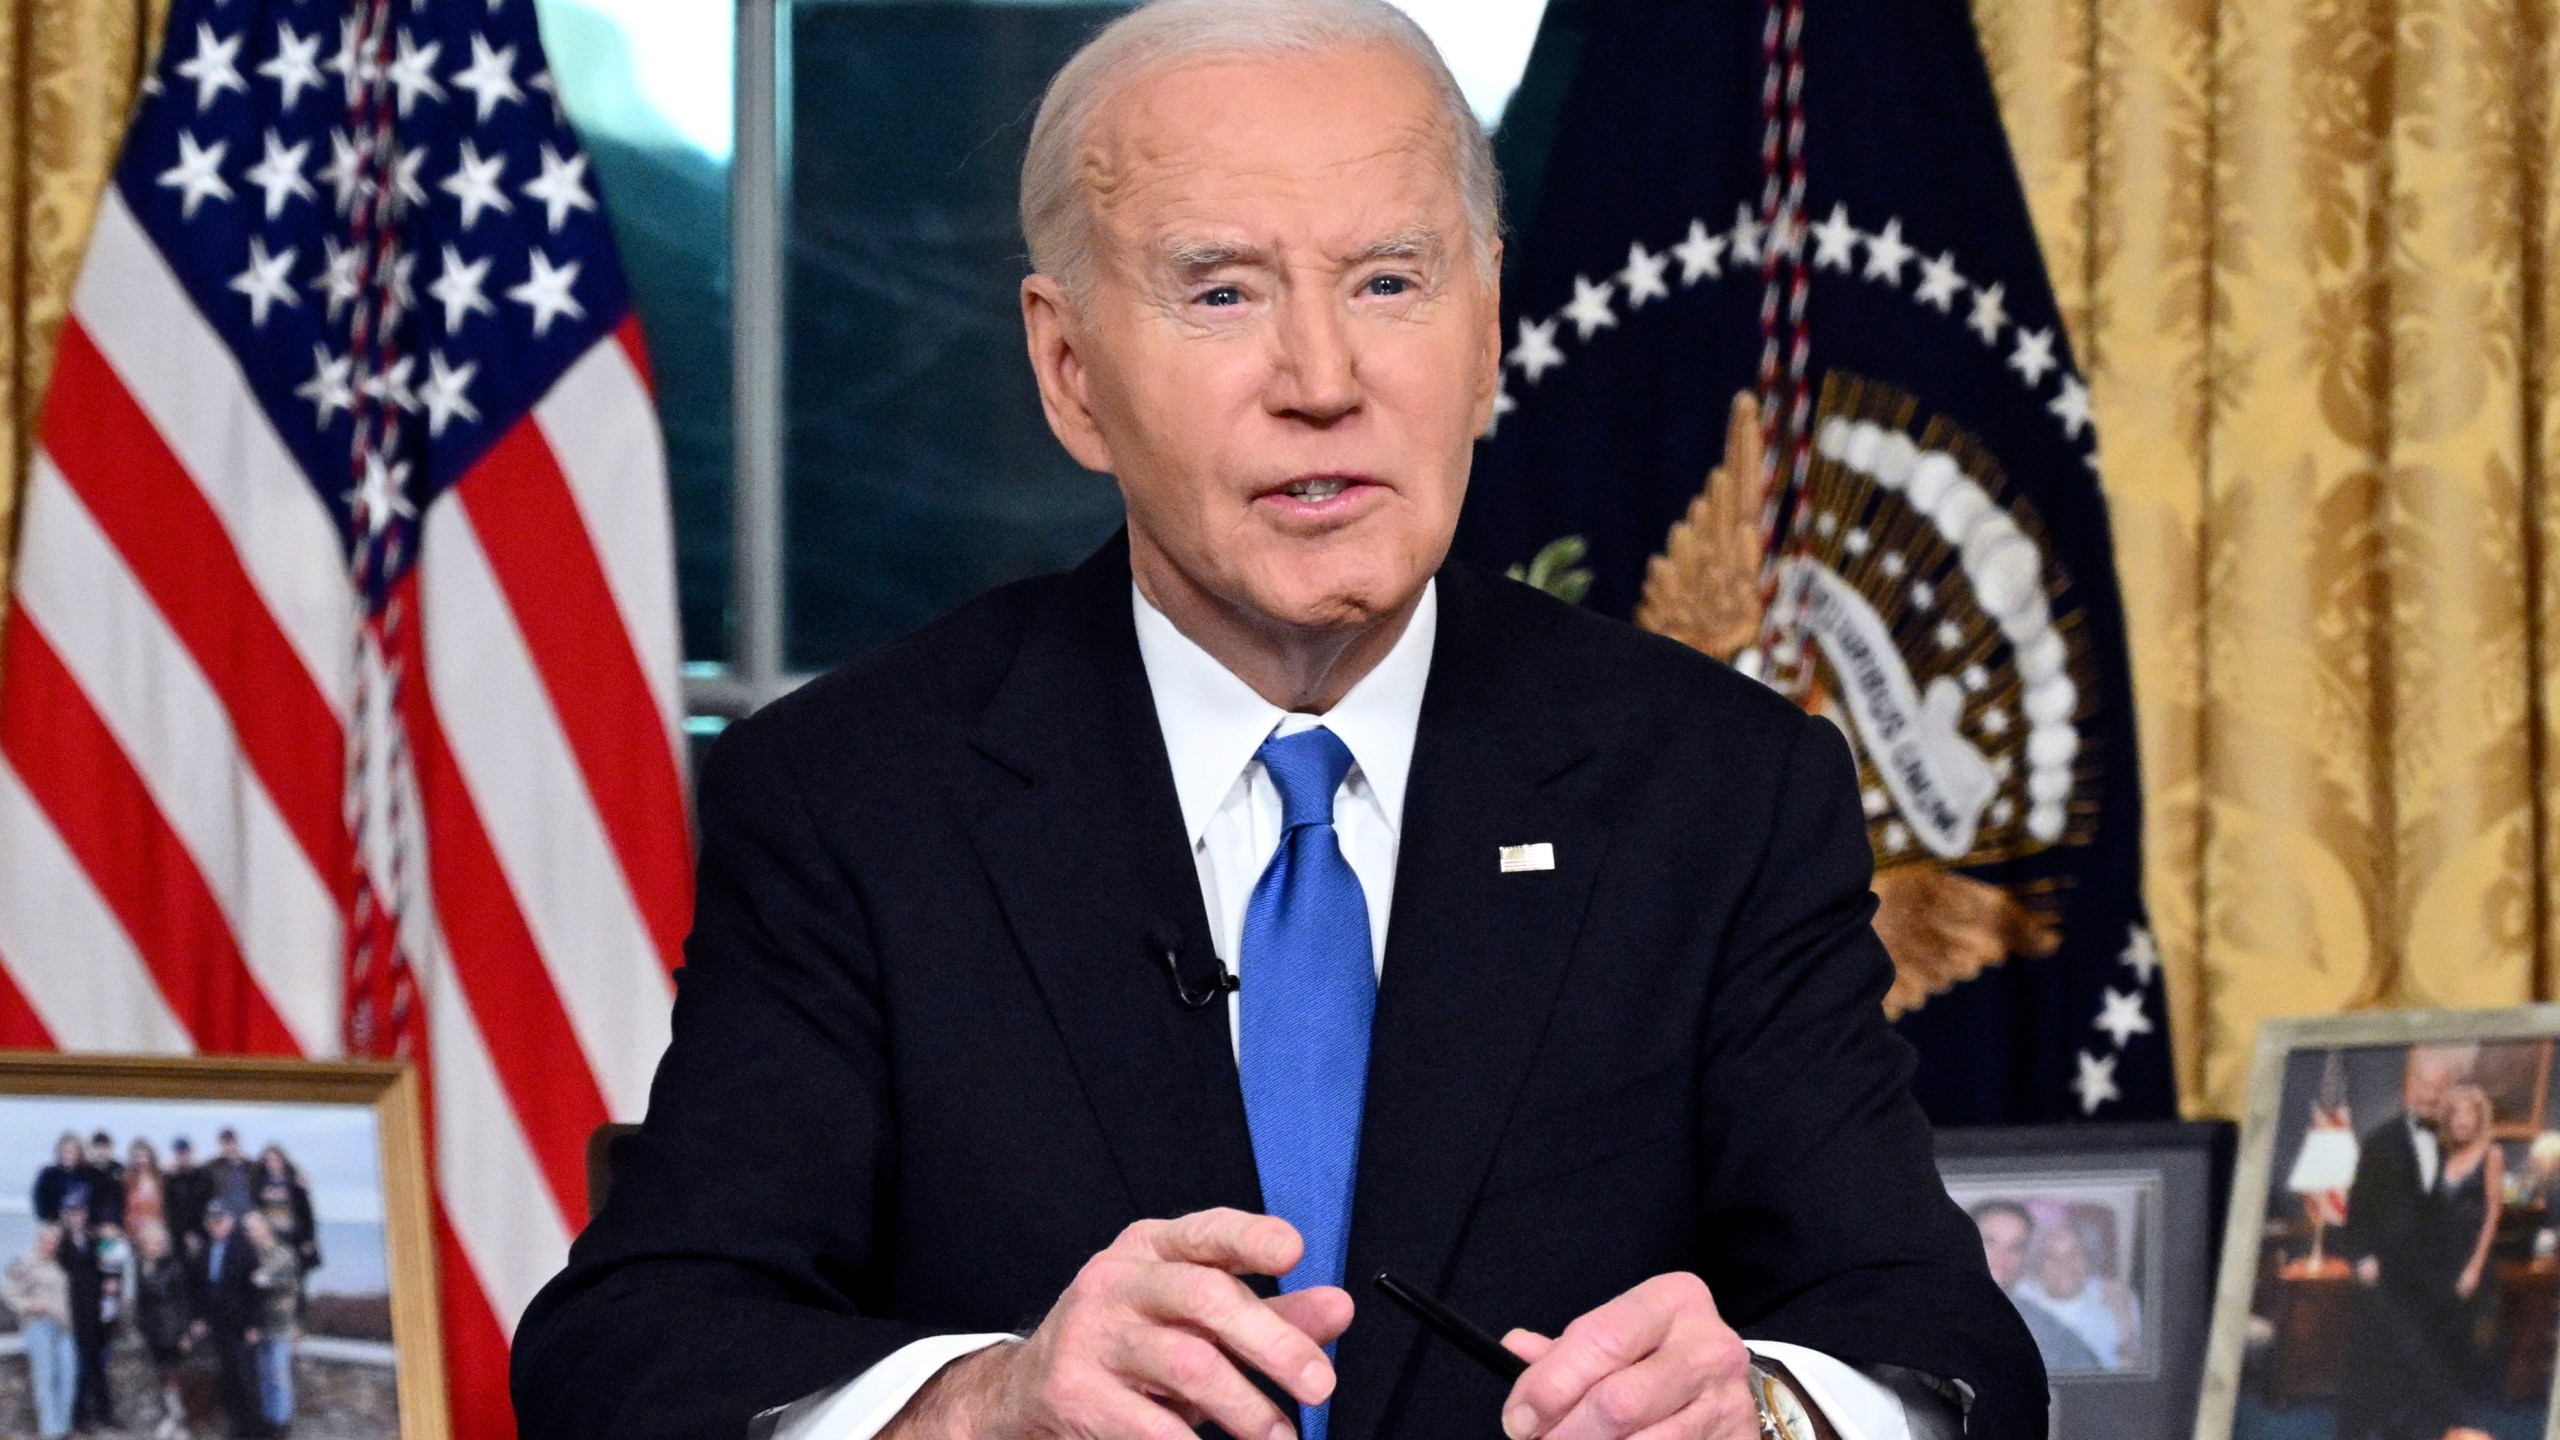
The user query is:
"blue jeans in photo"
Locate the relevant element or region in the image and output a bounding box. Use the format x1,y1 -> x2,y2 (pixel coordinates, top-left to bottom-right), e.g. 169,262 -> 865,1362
257,1332 -> 295,1426
22,1317 -> 75,1438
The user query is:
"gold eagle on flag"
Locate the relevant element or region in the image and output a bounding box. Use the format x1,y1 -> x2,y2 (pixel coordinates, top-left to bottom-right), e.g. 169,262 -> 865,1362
1632,390 -> 2081,1018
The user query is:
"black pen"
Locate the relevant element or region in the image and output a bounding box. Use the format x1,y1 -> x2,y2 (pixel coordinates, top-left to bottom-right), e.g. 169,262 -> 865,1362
1372,1271 -> 1529,1382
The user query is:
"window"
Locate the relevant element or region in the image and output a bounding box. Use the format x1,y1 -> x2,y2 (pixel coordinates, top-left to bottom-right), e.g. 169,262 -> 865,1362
546,0 -> 1554,733
533,0 -> 735,679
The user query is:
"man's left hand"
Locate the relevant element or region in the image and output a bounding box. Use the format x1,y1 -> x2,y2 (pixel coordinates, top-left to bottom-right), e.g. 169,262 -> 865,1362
1497,1273 -> 1758,1440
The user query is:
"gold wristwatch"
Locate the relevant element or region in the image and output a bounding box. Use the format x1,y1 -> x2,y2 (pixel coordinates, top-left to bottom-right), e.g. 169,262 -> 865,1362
1748,1363 -> 1834,1440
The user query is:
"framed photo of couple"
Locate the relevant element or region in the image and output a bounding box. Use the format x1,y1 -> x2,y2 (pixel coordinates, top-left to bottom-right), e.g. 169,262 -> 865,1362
0,1053 -> 444,1440
2200,1007 -> 2560,1440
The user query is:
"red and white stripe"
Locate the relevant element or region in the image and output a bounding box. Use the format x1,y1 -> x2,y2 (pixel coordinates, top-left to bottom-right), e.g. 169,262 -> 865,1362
0,189 -> 691,1439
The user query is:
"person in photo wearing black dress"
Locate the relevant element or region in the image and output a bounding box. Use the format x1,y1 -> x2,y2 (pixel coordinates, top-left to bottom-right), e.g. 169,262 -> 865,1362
2427,1085 -> 2503,1385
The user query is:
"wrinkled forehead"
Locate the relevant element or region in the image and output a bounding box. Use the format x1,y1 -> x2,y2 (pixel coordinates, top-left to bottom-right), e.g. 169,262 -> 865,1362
2409,1045 -> 2473,1085
1079,45 -> 1467,265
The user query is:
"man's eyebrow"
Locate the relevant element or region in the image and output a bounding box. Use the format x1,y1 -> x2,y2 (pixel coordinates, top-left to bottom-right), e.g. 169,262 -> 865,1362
1160,239 -> 1267,273
1344,226 -> 1444,266
1155,227 -> 1448,275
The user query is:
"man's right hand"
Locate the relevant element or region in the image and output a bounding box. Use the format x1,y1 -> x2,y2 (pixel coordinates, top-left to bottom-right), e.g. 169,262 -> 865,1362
886,1208 -> 1352,1440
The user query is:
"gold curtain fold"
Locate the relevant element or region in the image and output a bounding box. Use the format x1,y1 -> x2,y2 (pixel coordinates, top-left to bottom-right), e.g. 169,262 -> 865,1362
0,0 -> 168,608
1973,0 -> 2560,1116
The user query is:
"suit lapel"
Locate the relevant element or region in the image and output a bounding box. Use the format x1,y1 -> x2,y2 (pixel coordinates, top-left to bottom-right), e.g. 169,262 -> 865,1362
1332,567 -> 1606,1440
968,539 -> 1266,1228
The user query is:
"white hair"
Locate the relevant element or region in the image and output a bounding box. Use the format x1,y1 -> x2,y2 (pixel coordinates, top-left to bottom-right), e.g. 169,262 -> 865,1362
1019,0 -> 1502,296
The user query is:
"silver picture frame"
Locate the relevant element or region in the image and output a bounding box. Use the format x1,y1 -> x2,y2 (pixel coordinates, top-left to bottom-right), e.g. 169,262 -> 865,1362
2199,1005 -> 2560,1440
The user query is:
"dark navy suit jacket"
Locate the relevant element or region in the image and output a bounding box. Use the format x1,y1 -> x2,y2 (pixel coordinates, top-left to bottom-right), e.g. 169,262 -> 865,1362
510,535 -> 2043,1439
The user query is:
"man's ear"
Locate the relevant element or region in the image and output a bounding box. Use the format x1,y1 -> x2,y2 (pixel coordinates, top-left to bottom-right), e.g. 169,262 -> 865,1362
1021,273 -> 1115,474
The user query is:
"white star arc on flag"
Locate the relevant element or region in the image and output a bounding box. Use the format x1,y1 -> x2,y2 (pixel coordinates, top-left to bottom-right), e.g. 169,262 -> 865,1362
1508,315 -> 1565,383
1494,206 -> 2108,469
1673,219 -> 1726,284
1618,242 -> 1670,309
1967,282 -> 2009,345
1914,251 -> 1965,311
1561,275 -> 1618,340
2093,989 -> 2155,1048
2073,1051 -> 2120,1114
2009,325 -> 2058,386
1863,219 -> 1914,286
1809,203 -> 1859,271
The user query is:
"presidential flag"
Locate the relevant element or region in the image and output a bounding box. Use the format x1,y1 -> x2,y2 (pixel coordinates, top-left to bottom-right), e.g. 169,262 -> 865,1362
0,0 -> 689,1429
1462,0 -> 2170,1122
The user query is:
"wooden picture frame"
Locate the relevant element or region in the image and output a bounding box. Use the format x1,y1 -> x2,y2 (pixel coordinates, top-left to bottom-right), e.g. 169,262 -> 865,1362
0,1051 -> 444,1440
1934,1120 -> 2234,1440
2200,1007 -> 2560,1440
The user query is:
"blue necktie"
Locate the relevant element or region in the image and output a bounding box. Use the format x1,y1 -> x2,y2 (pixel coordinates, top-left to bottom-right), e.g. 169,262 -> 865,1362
1238,726 -> 1375,1440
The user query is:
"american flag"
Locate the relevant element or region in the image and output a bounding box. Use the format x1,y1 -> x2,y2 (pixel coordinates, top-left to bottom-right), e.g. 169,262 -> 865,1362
0,0 -> 690,1431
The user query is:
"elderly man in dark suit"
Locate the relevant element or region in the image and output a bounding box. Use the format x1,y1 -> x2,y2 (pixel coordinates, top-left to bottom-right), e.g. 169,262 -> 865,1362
188,1206 -> 272,1440
2336,1045 -> 2472,1440
510,3 -> 2040,1439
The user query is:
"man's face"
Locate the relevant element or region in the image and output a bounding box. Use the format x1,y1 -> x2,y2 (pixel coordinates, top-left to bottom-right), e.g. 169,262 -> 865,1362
1025,43 -> 1501,637
220,1136 -> 241,1161
2038,1226 -> 2091,1297
2406,1052 -> 2462,1120
207,1211 -> 234,1242
1978,1211 -> 2029,1289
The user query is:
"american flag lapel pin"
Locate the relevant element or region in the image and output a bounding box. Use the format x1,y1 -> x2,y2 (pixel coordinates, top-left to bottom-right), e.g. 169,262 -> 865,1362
1498,843 -> 1555,873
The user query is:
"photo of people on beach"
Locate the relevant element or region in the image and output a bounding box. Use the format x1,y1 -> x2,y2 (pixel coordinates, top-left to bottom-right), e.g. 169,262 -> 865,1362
0,1096 -> 396,1440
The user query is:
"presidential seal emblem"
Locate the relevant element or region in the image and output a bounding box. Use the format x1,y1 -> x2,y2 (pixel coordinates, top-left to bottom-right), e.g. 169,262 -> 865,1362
1636,379 -> 2091,1017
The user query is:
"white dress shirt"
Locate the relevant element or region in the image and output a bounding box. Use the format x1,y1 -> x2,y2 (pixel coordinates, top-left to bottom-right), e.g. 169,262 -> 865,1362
772,582 -> 1923,1440
2410,1113 -> 2441,1193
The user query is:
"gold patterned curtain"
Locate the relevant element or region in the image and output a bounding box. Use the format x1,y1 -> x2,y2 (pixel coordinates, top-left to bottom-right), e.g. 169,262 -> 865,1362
0,0 -> 169,608
1971,0 -> 2560,1117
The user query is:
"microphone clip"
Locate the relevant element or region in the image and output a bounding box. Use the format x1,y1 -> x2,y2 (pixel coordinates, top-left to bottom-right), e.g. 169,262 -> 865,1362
1152,935 -> 1238,1011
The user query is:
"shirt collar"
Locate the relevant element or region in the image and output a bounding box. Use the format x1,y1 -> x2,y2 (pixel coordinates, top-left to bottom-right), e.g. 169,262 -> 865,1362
1133,579 -> 1436,846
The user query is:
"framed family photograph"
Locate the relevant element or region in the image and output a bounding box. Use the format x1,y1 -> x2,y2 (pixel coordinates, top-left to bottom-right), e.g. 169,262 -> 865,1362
1935,1120 -> 2234,1440
2201,1007 -> 2560,1440
0,1053 -> 443,1440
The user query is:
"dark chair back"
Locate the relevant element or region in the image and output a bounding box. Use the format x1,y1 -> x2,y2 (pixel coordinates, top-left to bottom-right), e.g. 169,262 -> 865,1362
586,1123 -> 640,1222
